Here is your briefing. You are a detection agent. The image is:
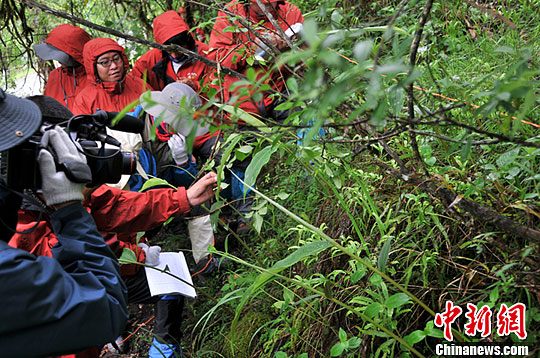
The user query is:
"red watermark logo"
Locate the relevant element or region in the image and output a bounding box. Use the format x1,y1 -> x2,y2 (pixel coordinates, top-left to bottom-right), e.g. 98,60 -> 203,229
434,301 -> 527,341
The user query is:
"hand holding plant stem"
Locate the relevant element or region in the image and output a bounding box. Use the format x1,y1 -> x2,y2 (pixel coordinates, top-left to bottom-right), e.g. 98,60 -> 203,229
186,171 -> 217,207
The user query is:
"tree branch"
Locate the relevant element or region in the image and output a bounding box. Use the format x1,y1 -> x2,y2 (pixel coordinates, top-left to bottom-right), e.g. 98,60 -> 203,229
407,0 -> 434,175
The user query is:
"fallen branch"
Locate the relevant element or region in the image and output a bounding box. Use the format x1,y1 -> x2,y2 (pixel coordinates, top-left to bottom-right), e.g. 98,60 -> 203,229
374,159 -> 540,242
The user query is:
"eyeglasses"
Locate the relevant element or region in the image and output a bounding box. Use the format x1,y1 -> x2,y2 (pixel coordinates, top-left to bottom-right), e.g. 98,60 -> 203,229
96,54 -> 122,68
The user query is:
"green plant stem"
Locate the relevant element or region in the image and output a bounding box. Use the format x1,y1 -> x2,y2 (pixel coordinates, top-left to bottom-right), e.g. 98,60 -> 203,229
228,170 -> 436,316
217,249 -> 425,357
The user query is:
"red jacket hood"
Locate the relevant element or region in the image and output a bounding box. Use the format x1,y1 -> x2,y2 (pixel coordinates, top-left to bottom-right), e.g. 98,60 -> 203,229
153,10 -> 190,44
83,38 -> 130,88
46,24 -> 91,65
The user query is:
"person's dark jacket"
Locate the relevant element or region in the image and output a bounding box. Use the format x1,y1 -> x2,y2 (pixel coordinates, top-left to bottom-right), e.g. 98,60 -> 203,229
0,203 -> 128,356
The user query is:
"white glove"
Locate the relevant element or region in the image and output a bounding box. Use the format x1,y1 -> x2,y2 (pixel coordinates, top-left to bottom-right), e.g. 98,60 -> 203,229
168,133 -> 189,166
38,127 -> 86,206
138,243 -> 161,266
188,215 -> 215,263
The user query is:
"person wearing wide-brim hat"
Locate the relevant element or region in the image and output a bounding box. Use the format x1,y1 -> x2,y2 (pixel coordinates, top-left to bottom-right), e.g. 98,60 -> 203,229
34,24 -> 92,111
0,88 -> 128,355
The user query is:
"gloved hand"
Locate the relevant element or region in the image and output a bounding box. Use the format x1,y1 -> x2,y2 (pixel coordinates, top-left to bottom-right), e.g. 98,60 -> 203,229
38,127 -> 87,206
168,133 -> 189,166
138,243 -> 161,266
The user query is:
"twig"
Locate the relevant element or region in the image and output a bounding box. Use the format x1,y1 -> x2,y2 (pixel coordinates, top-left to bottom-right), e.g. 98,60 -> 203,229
120,314 -> 155,345
410,129 -> 499,145
442,116 -> 540,149
407,0 -> 434,175
320,128 -> 403,144
373,0 -> 409,66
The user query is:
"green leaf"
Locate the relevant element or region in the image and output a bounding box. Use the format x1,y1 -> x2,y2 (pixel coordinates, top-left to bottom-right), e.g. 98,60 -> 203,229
253,212 -> 264,233
232,239 -> 332,331
350,267 -> 366,284
403,330 -> 426,346
489,287 -> 499,302
353,40 -> 373,62
338,328 -> 347,342
330,9 -> 343,26
425,157 -> 436,166
276,192 -> 290,200
273,101 -> 295,111
385,293 -> 410,309
461,137 -> 472,162
216,133 -> 243,197
214,103 -> 271,133
236,145 -> 253,154
119,248 -> 138,264
302,19 -> 319,46
244,240 -> 331,303
364,302 -> 382,318
235,145 -> 253,161
496,147 -> 520,168
424,321 -> 444,338
388,86 -> 405,116
274,352 -> 288,358
377,236 -> 393,271
283,287 -> 294,303
286,77 -> 299,94
139,177 -> 175,192
330,342 -> 345,357
348,337 -> 361,349
111,99 -> 139,126
369,274 -> 382,286
246,67 -> 256,81
243,145 -> 277,193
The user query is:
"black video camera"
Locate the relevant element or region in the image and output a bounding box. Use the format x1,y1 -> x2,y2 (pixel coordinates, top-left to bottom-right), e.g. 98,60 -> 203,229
1,110 -> 144,191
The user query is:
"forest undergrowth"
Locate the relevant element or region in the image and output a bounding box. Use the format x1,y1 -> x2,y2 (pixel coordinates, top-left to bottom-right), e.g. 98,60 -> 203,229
1,0 -> 539,357
177,1 -> 540,357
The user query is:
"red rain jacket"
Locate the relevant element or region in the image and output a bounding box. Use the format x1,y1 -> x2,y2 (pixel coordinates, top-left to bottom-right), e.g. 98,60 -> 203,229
207,0 -> 303,115
132,11 -> 219,147
72,38 -> 150,115
9,185 -> 191,276
43,24 -> 91,111
131,10 -> 210,92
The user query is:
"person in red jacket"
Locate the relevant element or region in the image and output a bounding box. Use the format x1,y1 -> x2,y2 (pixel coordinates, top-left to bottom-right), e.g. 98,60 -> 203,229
73,37 -> 150,115
131,10 -> 211,92
11,183 -> 198,272
208,0 -> 304,118
10,95 -> 217,358
11,175 -> 218,358
73,38 -> 152,190
34,24 -> 92,111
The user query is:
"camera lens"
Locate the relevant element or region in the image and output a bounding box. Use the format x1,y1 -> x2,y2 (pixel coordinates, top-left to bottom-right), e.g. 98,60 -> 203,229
121,152 -> 137,175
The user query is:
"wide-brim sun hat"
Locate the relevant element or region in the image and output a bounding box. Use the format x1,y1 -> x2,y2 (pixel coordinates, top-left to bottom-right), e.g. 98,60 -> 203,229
34,43 -> 76,66
0,89 -> 42,152
26,95 -> 73,124
140,83 -> 209,137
